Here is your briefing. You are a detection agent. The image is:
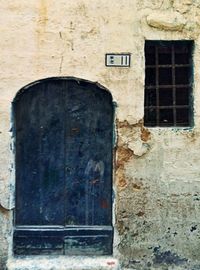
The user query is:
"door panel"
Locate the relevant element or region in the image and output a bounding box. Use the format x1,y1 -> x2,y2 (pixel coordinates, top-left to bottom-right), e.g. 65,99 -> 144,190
15,82 -> 66,225
64,81 -> 113,226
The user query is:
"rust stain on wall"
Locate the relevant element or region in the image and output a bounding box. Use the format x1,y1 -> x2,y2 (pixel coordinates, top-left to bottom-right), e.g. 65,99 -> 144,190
117,220 -> 126,235
116,119 -> 151,188
116,168 -> 127,188
116,146 -> 133,169
116,120 -> 135,188
0,204 -> 9,217
117,119 -> 151,144
132,181 -> 143,191
116,146 -> 133,188
141,127 -> 151,142
117,119 -> 142,129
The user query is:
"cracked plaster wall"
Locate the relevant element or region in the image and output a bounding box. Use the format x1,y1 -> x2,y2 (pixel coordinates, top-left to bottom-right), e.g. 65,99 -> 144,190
1,0 -> 200,269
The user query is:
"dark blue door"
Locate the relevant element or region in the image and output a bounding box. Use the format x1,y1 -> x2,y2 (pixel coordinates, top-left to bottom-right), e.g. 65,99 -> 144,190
13,78 -> 113,255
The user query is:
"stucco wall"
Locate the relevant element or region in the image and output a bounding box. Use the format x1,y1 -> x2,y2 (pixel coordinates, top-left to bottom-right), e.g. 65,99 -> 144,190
1,0 -> 200,269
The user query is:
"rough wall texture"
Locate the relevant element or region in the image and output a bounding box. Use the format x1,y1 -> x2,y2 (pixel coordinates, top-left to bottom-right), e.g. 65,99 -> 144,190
1,0 -> 200,269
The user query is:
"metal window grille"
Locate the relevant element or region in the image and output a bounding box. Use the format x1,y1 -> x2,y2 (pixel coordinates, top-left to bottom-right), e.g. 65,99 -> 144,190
144,40 -> 194,127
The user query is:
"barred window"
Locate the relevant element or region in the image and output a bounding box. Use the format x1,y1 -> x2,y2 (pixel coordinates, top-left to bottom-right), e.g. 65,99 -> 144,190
144,40 -> 194,127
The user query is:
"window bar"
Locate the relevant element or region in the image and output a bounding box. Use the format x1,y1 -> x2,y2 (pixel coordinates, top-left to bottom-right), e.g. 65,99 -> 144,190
172,44 -> 176,126
145,105 -> 189,109
155,46 -> 159,126
146,64 -> 190,68
146,84 -> 190,89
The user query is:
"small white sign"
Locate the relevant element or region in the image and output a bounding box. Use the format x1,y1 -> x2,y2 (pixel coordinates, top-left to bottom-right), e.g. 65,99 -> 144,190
105,53 -> 131,67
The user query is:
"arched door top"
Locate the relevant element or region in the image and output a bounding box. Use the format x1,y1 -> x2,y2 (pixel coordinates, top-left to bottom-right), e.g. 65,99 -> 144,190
13,77 -> 113,104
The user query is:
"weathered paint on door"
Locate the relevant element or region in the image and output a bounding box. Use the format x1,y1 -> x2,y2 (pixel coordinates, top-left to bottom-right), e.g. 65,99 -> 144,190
13,77 -> 113,255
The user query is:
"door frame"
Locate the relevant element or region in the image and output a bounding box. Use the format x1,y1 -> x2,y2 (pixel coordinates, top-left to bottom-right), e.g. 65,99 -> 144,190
11,77 -> 116,256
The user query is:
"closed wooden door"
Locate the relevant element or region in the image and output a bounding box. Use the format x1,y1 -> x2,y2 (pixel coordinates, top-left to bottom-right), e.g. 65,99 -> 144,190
13,78 -> 113,255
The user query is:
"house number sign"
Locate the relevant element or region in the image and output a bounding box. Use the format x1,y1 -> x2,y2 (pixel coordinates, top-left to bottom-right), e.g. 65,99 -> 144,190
105,53 -> 131,67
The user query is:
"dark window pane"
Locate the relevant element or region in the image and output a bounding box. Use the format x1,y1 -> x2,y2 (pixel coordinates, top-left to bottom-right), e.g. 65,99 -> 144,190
145,68 -> 156,86
159,88 -> 173,106
176,88 -> 189,105
158,46 -> 171,65
174,43 -> 190,54
145,45 -> 155,65
144,108 -> 157,127
175,53 -> 190,65
146,53 -> 155,65
145,88 -> 156,106
145,45 -> 155,53
158,45 -> 171,53
176,108 -> 189,126
159,68 -> 172,85
159,109 -> 173,126
175,67 -> 190,84
158,53 -> 171,65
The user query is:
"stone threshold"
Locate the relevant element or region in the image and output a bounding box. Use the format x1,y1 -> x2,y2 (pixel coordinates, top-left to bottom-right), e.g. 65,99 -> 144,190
7,256 -> 120,270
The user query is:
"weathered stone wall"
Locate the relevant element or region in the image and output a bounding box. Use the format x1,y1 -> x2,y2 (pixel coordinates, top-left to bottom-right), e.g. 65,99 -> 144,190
1,0 -> 200,269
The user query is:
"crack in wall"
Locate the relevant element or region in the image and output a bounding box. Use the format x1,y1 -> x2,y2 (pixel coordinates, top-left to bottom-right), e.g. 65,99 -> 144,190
59,55 -> 64,75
